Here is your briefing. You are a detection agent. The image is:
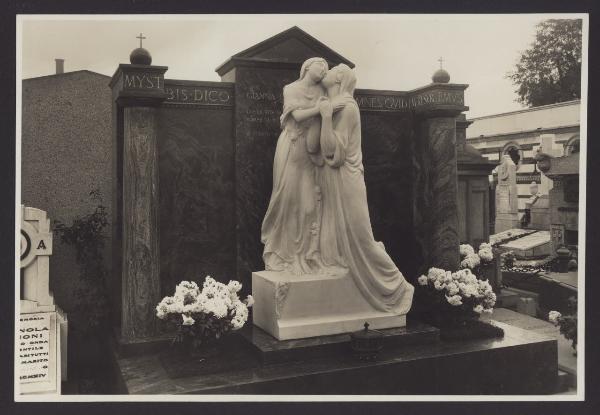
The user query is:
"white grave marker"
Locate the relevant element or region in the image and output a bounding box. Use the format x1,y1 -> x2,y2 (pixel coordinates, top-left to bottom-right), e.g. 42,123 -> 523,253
18,206 -> 67,396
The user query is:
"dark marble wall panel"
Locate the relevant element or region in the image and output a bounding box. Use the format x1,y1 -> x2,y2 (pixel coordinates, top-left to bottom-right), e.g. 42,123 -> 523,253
361,112 -> 420,282
122,107 -> 161,341
413,117 -> 460,273
157,107 -> 236,294
234,66 -> 299,287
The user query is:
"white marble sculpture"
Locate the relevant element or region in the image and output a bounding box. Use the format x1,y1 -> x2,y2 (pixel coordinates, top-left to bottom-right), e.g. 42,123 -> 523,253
256,60 -> 414,340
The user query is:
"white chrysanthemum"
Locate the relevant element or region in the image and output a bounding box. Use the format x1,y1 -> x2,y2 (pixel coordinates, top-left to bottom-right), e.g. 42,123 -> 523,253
478,247 -> 494,262
156,301 -> 169,319
205,298 -> 228,318
417,275 -> 429,286
443,273 -> 454,284
203,276 -> 217,289
231,316 -> 245,330
175,281 -> 199,298
427,267 -> 446,282
228,280 -> 242,293
548,310 -> 562,324
461,283 -> 479,298
434,280 -> 446,291
460,244 -> 475,257
182,314 -> 195,326
460,253 -> 481,269
473,304 -> 484,314
167,299 -> 184,314
446,282 -> 459,296
245,294 -> 255,307
479,242 -> 492,251
445,294 -> 463,306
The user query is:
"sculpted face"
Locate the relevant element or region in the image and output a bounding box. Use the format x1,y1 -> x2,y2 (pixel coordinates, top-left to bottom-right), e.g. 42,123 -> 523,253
307,61 -> 327,82
321,67 -> 338,88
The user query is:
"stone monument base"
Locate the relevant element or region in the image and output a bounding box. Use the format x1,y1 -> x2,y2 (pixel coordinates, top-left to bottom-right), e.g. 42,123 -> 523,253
111,319 -> 559,395
252,270 -> 407,340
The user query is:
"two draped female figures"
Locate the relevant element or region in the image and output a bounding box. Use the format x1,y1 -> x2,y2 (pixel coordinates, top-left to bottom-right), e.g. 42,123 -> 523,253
261,59 -> 413,316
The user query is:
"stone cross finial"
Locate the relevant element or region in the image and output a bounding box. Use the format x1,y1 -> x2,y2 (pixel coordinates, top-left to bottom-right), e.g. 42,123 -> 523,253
438,56 -> 444,69
136,33 -> 146,48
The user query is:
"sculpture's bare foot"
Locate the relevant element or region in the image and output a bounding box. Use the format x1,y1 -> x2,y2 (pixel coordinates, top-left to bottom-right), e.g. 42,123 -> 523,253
307,254 -> 329,274
299,256 -> 313,274
290,261 -> 305,276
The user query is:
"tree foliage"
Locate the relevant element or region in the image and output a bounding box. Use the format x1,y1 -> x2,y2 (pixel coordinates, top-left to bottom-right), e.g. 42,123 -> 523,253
54,190 -> 110,332
508,19 -> 582,107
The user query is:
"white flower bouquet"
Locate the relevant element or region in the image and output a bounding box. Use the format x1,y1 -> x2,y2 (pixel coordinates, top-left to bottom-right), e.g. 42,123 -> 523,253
417,267 -> 497,319
156,276 -> 254,349
460,242 -> 494,271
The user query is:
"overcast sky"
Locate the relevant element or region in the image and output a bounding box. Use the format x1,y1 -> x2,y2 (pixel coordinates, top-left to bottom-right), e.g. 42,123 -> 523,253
18,14 -> 584,118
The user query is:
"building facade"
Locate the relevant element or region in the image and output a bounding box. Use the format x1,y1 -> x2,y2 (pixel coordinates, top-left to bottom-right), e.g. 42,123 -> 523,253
466,100 -> 580,223
21,69 -> 113,312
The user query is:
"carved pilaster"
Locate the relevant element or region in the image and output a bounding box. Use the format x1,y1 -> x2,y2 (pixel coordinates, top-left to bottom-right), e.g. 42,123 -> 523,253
121,107 -> 161,341
414,117 -> 460,271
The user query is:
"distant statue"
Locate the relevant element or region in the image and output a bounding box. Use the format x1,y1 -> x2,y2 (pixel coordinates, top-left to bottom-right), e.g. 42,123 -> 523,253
315,64 -> 414,314
261,57 -> 331,275
497,154 -> 515,183
521,182 -> 540,228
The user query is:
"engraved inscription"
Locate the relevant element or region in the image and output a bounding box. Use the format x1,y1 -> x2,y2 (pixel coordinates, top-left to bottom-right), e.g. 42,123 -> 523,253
165,86 -> 233,106
18,314 -> 51,384
355,89 -> 464,111
124,73 -> 163,90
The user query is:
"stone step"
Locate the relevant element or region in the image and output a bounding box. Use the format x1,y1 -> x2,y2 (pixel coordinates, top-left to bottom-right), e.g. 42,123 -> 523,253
556,369 -> 575,393
239,321 -> 440,365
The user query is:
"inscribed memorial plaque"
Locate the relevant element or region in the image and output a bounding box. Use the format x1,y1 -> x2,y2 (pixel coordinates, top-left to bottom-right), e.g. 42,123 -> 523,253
19,313 -> 51,383
17,312 -> 60,394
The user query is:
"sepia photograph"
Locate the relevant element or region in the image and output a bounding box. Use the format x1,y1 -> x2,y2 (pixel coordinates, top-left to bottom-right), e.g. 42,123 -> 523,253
14,12 -> 587,402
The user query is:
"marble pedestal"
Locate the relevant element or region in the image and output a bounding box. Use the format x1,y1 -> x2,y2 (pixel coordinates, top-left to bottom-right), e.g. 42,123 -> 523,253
252,270 -> 406,340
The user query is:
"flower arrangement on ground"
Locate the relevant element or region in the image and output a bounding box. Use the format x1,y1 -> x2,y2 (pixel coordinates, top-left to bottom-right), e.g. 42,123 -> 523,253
156,276 -> 254,350
548,296 -> 577,354
460,242 -> 495,275
417,243 -> 498,329
417,267 -> 496,320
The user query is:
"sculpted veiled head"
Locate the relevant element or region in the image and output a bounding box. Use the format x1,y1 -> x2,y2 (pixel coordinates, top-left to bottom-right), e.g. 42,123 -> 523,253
321,64 -> 357,95
300,57 -> 328,82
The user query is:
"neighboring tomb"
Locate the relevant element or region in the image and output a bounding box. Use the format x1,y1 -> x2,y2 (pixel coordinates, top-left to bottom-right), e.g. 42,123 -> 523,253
456,114 -> 496,247
500,230 -> 551,259
19,206 -> 68,395
537,152 -> 580,254
494,155 -> 520,233
521,181 -> 550,230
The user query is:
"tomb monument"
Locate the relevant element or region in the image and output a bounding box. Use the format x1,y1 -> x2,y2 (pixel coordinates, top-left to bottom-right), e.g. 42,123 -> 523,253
494,154 -> 519,233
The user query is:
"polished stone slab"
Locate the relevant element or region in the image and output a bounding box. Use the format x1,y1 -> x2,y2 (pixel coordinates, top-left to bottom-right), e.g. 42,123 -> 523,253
239,321 -> 439,364
501,231 -> 551,259
113,321 -> 557,395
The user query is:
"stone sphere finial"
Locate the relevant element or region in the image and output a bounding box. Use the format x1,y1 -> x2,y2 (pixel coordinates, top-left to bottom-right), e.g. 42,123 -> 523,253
432,68 -> 450,83
130,47 -> 152,65
130,33 -> 152,65
432,56 -> 450,83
